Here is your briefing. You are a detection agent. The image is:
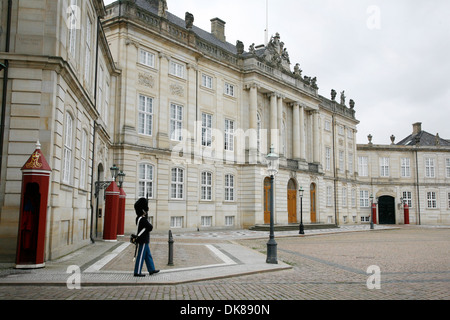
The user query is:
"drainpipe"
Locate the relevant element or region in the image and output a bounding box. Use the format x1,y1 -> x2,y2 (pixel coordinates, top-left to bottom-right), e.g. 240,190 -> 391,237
89,17 -> 101,243
0,0 -> 12,180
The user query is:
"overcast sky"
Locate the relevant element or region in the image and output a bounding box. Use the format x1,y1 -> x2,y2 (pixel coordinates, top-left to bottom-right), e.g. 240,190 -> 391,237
103,0 -> 450,145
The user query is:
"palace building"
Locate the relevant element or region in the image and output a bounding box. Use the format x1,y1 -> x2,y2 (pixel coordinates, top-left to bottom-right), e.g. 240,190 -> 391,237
0,0 -> 449,262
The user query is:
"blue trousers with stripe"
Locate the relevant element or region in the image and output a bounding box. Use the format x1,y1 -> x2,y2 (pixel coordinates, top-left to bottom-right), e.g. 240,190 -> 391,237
134,243 -> 156,275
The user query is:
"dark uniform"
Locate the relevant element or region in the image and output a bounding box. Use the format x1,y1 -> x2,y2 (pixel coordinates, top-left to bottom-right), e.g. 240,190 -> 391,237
133,198 -> 159,277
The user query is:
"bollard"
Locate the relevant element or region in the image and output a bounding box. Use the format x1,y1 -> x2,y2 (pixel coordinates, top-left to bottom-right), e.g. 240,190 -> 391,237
168,230 -> 174,266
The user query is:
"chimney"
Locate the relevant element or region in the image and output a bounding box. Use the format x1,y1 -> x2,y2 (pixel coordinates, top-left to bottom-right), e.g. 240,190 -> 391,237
211,18 -> 226,42
412,122 -> 422,135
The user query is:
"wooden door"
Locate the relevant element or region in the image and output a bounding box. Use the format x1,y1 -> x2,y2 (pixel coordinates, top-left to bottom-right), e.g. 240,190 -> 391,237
264,177 -> 271,224
288,190 -> 297,223
310,183 -> 316,223
287,179 -> 297,223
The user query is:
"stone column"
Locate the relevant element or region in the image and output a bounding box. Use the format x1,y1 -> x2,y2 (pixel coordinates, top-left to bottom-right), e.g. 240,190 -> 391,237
269,92 -> 278,153
299,105 -> 306,160
248,84 -> 258,163
292,102 -> 300,160
277,94 -> 284,156
157,52 -> 170,149
313,110 -> 320,163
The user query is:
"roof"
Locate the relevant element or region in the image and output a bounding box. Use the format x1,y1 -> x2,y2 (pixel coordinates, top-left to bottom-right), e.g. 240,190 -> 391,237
134,0 -> 238,54
396,130 -> 450,147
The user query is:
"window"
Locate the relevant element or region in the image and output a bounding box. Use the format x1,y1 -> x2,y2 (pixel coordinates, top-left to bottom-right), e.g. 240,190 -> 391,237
169,61 -> 184,78
348,153 -> 353,174
201,216 -> 212,227
425,158 -> 435,178
170,216 -> 183,228
104,81 -> 110,125
448,192 -> 450,209
170,103 -> 183,141
224,82 -> 235,97
84,17 -> 92,84
427,192 -> 437,208
339,150 -> 344,173
201,171 -> 212,201
225,216 -> 235,226
324,120 -> 331,131
224,119 -> 235,151
139,49 -> 155,68
358,156 -> 368,177
62,113 -> 73,184
225,174 -> 235,201
342,187 -> 347,207
347,129 -> 353,139
351,189 -> 356,207
80,130 -> 88,189
139,164 -> 154,198
401,158 -> 411,177
325,147 -> 331,171
138,94 -> 153,136
360,190 -> 369,208
201,113 -> 212,147
446,158 -> 450,178
202,74 -> 213,89
68,0 -> 78,58
97,66 -> 103,116
402,191 -> 412,207
338,125 -> 344,135
326,186 -> 333,206
380,157 -> 390,177
171,168 -> 184,199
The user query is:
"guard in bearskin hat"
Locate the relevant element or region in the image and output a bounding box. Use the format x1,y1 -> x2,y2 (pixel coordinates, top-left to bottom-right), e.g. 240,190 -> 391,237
133,198 -> 159,277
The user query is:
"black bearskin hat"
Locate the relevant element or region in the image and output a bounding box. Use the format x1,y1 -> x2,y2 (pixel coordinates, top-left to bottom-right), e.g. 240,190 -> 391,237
134,198 -> 149,216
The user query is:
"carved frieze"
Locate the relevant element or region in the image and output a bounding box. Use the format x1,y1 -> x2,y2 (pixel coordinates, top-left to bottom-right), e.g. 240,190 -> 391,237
170,83 -> 184,97
138,72 -> 155,88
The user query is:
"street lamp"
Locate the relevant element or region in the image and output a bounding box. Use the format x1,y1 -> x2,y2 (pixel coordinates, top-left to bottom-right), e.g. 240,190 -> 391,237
110,164 -> 119,181
299,186 -> 304,235
118,171 -> 126,188
266,145 -> 279,264
370,194 -> 374,230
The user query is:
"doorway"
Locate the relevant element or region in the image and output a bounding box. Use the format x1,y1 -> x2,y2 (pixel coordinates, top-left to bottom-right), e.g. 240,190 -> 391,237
287,179 -> 297,223
378,196 -> 396,224
264,177 -> 271,224
310,183 -> 317,223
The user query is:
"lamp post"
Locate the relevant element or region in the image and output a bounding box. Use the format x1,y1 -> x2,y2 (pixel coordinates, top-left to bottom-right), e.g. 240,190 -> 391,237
299,186 -> 304,234
266,145 -> 279,264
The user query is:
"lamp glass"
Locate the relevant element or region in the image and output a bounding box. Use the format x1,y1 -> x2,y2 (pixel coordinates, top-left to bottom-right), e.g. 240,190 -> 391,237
110,164 -> 119,179
266,146 -> 279,176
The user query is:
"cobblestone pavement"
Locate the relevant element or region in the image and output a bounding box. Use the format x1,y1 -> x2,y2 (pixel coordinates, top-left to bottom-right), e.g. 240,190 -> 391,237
0,226 -> 449,301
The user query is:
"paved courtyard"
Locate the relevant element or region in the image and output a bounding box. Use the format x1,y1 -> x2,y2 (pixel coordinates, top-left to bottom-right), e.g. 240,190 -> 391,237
0,226 -> 448,301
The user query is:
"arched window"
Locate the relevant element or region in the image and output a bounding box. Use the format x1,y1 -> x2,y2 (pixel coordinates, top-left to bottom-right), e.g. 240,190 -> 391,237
80,129 -> 88,189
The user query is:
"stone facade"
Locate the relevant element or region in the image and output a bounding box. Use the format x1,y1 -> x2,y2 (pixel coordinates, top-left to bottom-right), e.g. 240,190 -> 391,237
0,0 -> 120,261
0,0 -> 448,262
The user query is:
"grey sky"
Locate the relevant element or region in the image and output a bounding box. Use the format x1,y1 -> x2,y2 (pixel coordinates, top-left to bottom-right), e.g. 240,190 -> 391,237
103,0 -> 450,144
